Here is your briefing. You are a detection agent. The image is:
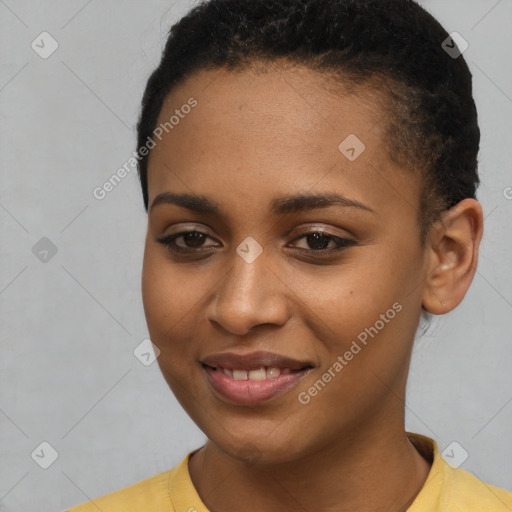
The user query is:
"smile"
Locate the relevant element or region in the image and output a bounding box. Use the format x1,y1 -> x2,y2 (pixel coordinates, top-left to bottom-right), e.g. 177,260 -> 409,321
209,366 -> 293,380
200,350 -> 314,406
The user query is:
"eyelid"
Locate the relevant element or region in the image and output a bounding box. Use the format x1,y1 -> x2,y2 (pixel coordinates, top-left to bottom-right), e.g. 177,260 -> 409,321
157,229 -> 219,249
161,223 -> 352,243
156,225 -> 355,257
292,224 -> 352,237
289,231 -> 354,251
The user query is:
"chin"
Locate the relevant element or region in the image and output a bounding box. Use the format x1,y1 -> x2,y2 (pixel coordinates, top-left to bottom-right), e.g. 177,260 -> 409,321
204,424 -> 311,466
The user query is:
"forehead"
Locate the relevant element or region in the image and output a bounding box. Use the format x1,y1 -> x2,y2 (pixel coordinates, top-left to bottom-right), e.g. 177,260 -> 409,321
146,64 -> 419,221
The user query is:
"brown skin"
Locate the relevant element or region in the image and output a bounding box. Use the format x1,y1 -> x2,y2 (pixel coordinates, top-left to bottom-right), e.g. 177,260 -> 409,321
141,64 -> 483,512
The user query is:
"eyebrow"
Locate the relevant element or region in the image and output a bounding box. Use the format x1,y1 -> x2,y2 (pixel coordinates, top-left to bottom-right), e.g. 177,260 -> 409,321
149,191 -> 375,216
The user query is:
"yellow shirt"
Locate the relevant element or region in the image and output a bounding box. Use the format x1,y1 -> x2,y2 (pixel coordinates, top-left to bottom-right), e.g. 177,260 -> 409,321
65,433 -> 512,511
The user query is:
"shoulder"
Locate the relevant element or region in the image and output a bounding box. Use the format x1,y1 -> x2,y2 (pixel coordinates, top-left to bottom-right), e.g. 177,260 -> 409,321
442,463 -> 512,511
408,433 -> 512,512
64,468 -> 175,512
65,450 -> 209,512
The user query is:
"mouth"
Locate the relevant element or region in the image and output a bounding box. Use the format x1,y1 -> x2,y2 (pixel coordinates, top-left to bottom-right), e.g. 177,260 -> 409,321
202,364 -> 308,380
200,351 -> 314,406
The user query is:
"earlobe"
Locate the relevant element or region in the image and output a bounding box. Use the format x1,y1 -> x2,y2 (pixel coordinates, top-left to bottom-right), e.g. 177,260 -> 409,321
422,199 -> 483,315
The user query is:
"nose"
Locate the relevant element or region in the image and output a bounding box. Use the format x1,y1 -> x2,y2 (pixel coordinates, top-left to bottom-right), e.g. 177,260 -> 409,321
206,247 -> 290,336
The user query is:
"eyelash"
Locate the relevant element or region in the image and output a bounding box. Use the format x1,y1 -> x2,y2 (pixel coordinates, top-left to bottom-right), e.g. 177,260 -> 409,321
156,230 -> 355,257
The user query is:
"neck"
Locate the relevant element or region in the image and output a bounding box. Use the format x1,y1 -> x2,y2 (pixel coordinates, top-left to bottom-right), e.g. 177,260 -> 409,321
188,407 -> 431,512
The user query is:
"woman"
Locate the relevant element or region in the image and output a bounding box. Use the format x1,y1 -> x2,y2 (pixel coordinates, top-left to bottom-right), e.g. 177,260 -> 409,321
67,0 -> 512,510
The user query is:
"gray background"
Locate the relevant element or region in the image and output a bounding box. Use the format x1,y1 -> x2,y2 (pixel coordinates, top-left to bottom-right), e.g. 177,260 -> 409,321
0,1 -> 511,510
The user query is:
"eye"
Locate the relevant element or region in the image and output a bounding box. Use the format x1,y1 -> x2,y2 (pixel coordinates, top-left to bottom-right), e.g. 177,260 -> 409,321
290,230 -> 355,254
156,230 -> 218,253
156,229 -> 355,256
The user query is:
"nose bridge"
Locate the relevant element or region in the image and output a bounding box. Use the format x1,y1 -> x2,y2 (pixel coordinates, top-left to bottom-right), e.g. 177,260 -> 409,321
208,240 -> 287,334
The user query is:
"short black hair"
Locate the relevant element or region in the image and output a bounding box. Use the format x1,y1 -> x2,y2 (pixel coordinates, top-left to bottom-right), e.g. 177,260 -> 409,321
136,0 -> 479,241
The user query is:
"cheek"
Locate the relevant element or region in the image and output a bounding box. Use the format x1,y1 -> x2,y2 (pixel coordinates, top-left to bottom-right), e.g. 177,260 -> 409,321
141,247 -> 205,401
141,234 -> 208,320
141,246 -> 193,348
141,249 -> 170,331
296,256 -> 405,339
297,249 -> 422,383
140,243 -> 217,381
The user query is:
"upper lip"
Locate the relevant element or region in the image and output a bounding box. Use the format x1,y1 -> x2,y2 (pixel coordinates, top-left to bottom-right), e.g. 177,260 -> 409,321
201,351 -> 314,371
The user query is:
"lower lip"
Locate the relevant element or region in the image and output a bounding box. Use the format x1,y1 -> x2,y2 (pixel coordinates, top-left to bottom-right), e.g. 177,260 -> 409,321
203,365 -> 311,406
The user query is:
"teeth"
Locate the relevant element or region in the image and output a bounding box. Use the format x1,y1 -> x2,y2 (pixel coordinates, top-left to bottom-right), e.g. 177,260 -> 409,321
266,367 -> 282,379
248,368 -> 267,380
233,369 -> 248,380
217,366 -> 292,380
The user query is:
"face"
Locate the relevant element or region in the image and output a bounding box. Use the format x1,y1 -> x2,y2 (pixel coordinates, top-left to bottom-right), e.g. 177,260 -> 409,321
141,63 -> 430,464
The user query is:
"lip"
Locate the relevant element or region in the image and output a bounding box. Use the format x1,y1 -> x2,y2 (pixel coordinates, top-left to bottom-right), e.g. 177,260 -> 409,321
201,351 -> 314,406
201,350 -> 312,371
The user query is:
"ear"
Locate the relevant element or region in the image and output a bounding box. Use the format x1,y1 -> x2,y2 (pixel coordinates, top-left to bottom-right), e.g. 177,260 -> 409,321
422,198 -> 484,315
